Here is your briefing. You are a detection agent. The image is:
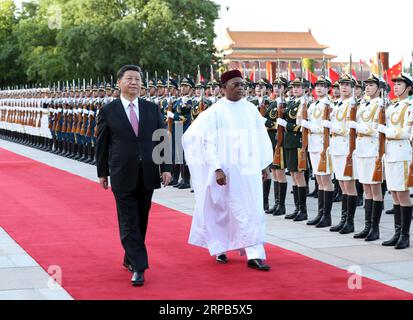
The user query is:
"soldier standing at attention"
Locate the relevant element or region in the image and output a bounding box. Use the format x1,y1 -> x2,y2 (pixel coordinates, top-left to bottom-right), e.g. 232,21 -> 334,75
378,73 -> 413,249
265,77 -> 288,216
323,74 -> 358,234
351,74 -> 385,241
301,76 -> 334,228
277,77 -> 309,222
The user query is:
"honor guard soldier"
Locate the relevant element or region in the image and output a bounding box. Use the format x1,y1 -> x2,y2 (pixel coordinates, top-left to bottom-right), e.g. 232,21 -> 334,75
113,84 -> 120,98
264,77 -> 288,216
301,76 -> 334,228
191,80 -> 209,121
351,74 -> 386,241
331,81 -> 341,105
277,77 -> 309,222
323,74 -> 359,234
167,77 -> 194,189
148,79 -> 157,103
378,73 -> 413,249
140,81 -> 147,98
156,79 -> 166,106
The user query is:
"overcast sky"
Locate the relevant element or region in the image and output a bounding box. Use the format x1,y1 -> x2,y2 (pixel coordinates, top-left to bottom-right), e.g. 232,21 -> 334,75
213,0 -> 412,66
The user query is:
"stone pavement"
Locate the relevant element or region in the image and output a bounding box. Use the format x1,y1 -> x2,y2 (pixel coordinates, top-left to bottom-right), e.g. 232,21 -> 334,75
1,138 -> 413,299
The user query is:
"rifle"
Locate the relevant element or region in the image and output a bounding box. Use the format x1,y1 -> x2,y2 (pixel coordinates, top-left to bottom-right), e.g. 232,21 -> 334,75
86,104 -> 94,138
343,54 -> 357,178
259,86 -> 266,117
273,98 -> 285,167
318,101 -> 331,173
298,98 -> 308,171
343,103 -> 357,177
408,52 -> 413,187
167,70 -> 174,135
372,100 -> 385,182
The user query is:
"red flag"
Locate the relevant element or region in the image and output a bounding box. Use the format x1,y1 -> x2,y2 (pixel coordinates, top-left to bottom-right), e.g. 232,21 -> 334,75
351,68 -> 358,80
289,70 -> 296,81
307,69 -> 318,99
329,68 -> 339,84
249,65 -> 256,82
385,60 -> 403,100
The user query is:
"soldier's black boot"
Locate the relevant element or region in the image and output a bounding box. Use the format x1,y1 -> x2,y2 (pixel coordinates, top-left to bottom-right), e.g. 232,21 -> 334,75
266,181 -> 279,214
73,144 -> 82,160
273,182 -> 287,216
339,195 -> 357,234
90,147 -> 96,166
86,146 -> 95,164
333,179 -> 342,202
69,144 -> 78,159
382,205 -> 401,246
80,144 -> 89,162
365,201 -> 383,242
285,186 -> 299,219
293,187 -> 308,222
395,206 -> 412,250
330,194 -> 348,232
307,190 -> 324,225
354,199 -> 373,239
263,179 -> 271,212
308,179 -> 319,198
316,190 -> 334,228
356,180 -> 364,207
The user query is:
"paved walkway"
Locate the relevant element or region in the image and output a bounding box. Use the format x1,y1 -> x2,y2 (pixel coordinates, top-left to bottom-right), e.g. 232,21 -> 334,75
1,138 -> 413,299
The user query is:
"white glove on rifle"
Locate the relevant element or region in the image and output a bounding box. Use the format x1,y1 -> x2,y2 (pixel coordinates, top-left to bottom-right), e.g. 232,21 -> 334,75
322,120 -> 332,129
300,119 -> 310,129
377,124 -> 387,134
277,118 -> 287,128
167,111 -> 175,119
348,121 -> 358,130
276,97 -> 283,105
349,97 -> 356,106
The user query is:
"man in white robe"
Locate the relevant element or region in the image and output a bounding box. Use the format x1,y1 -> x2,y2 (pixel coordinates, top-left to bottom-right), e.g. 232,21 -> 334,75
182,70 -> 273,271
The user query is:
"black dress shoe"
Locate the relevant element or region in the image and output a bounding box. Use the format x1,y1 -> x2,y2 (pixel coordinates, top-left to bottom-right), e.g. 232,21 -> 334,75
247,259 -> 270,271
131,271 -> 144,286
178,182 -> 191,189
174,180 -> 184,188
216,254 -> 228,264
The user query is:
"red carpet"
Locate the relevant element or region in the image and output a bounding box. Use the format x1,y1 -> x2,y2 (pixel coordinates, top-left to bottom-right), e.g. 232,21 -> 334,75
0,147 -> 412,300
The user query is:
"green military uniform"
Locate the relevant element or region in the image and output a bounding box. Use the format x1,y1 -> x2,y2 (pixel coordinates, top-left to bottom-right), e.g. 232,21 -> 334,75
283,78 -> 308,172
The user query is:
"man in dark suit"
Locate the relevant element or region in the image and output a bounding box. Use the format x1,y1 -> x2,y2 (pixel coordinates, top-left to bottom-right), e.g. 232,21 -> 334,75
96,65 -> 172,286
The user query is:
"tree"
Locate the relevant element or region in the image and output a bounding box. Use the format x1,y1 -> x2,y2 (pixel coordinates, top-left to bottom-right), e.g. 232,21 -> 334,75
0,0 -> 220,86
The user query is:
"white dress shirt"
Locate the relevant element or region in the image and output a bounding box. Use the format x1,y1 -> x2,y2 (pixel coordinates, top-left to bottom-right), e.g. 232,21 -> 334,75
120,95 -> 140,122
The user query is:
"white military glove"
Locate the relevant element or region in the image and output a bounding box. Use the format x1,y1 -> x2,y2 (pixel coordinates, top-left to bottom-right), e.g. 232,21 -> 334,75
300,97 -> 307,105
322,120 -> 332,129
276,97 -> 283,105
348,121 -> 358,130
300,119 -> 310,129
277,118 -> 287,127
377,98 -> 384,108
377,124 -> 387,134
167,111 -> 175,119
349,97 -> 356,106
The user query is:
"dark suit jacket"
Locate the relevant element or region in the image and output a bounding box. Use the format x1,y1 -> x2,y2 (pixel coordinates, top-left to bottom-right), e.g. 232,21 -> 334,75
96,98 -> 171,192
